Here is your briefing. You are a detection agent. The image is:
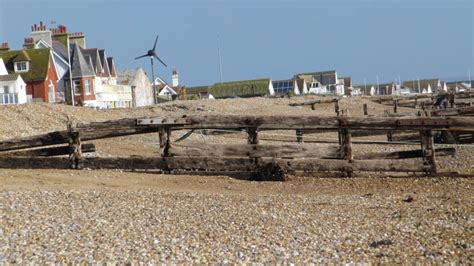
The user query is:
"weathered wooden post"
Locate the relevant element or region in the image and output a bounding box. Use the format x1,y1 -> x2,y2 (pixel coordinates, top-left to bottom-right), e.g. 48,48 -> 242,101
310,103 -> 316,110
384,110 -> 393,141
247,127 -> 259,145
363,103 -> 368,116
296,129 -> 303,143
67,117 -> 82,169
414,95 -> 418,108
339,111 -> 353,177
420,130 -> 437,176
159,127 -> 172,157
393,99 -> 398,113
449,93 -> 455,108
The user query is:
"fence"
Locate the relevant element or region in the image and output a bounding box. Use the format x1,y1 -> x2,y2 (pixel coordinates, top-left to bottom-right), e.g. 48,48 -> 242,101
0,114 -> 473,178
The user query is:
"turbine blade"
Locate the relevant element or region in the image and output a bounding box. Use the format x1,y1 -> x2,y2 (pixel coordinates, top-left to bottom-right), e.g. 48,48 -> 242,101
134,54 -> 148,60
152,35 -> 159,51
154,55 -> 167,67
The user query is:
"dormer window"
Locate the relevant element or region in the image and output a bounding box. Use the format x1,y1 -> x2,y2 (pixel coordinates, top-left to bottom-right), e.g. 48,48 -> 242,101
15,61 -> 29,72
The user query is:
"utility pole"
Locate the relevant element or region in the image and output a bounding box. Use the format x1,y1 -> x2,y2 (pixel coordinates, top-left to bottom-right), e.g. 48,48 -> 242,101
217,34 -> 224,84
67,36 -> 75,106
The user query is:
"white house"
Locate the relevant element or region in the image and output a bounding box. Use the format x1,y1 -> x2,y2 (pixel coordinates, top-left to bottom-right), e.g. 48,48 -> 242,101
0,58 -> 27,105
295,70 -> 345,95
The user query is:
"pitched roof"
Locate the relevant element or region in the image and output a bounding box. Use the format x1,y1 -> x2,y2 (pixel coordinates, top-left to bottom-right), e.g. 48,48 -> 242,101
52,40 -> 68,60
295,78 -> 307,91
0,73 -> 20,81
98,49 -> 110,77
81,48 -> 102,74
209,78 -> 271,98
68,44 -> 94,78
296,70 -> 337,86
13,51 -> 31,62
107,57 -> 116,77
0,48 -> 51,81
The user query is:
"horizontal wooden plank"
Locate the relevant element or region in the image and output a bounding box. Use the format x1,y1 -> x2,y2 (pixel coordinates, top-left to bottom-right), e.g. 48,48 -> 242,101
0,131 -> 70,152
354,147 -> 455,160
169,144 -> 343,159
288,98 -> 339,106
0,143 -> 96,157
0,156 -> 429,173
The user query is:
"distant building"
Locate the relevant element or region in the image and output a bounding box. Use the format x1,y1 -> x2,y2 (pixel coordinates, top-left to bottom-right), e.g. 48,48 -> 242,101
208,78 -> 275,99
402,79 -> 447,94
272,79 -> 300,96
446,81 -> 473,92
294,70 -> 344,95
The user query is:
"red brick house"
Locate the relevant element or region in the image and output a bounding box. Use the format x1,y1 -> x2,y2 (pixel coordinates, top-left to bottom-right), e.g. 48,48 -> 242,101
63,44 -> 96,104
0,45 -> 59,102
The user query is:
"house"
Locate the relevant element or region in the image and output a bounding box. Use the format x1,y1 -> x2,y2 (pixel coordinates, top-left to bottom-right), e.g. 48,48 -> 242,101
63,44 -> 96,106
208,78 -> 274,99
295,70 -> 344,95
117,68 -> 155,107
0,43 -> 59,103
272,79 -> 300,96
402,79 -> 447,94
0,58 -> 27,105
23,22 -> 71,102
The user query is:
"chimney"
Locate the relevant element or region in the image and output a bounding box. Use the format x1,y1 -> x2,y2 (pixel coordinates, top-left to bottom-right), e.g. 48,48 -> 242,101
23,37 -> 34,49
0,42 -> 9,51
30,21 -> 52,47
69,32 -> 86,48
51,25 -> 68,36
172,69 -> 179,87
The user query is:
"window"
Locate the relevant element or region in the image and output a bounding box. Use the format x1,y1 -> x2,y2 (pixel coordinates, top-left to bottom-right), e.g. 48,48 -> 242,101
84,80 -> 91,95
15,62 -> 28,72
0,85 -> 18,105
272,81 -> 293,95
73,80 -> 81,95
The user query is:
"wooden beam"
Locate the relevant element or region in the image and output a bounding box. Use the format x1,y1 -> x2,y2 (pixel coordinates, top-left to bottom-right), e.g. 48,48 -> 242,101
247,127 -> 259,145
0,156 -> 429,173
420,130 -> 437,176
355,147 -> 455,160
0,143 -> 95,157
168,144 -> 343,159
288,98 -> 339,106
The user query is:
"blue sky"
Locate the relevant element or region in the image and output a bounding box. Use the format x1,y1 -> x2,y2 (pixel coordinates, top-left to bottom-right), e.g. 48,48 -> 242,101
0,0 -> 472,86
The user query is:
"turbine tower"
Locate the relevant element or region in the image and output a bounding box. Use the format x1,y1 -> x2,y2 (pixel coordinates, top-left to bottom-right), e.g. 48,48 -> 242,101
135,35 -> 167,104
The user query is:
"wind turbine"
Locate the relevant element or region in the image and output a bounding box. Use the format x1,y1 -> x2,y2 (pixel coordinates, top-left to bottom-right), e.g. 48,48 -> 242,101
135,35 -> 167,104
